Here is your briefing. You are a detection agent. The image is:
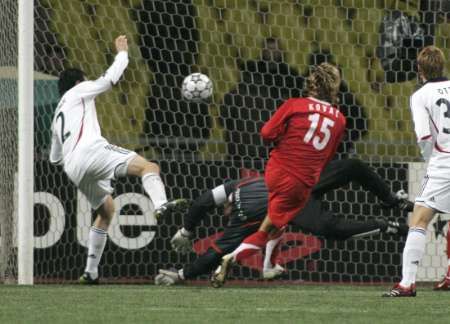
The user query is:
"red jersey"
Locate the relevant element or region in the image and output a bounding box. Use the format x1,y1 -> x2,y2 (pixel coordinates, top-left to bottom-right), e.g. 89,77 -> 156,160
261,97 -> 346,187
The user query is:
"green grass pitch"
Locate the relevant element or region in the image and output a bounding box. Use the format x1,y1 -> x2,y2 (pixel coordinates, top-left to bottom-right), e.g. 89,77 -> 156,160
0,284 -> 448,324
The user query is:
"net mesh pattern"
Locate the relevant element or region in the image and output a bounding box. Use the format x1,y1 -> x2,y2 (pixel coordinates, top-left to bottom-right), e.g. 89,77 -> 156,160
9,0 -> 450,283
0,0 -> 18,283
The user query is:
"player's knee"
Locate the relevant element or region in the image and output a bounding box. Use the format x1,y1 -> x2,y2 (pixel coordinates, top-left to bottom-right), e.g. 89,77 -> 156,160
143,161 -> 160,175
409,205 -> 435,228
137,159 -> 160,177
127,155 -> 160,177
97,196 -> 115,225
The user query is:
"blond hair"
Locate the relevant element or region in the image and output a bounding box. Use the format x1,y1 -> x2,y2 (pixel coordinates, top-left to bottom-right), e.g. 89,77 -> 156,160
417,46 -> 445,81
305,63 -> 341,105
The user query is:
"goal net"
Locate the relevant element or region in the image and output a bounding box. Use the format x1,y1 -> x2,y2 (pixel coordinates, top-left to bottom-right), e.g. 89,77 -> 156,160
4,0 -> 450,283
0,0 -> 18,283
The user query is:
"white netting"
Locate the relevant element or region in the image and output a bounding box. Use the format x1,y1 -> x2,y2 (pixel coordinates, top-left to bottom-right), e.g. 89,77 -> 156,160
0,0 -> 18,283
24,0 -> 450,283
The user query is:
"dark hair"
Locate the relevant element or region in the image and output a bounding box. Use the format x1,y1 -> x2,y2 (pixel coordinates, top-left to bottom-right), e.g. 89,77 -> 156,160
58,68 -> 85,96
305,63 -> 341,105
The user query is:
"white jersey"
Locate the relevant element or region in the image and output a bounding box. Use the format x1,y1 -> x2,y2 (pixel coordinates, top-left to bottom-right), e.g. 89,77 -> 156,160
410,77 -> 450,178
50,51 -> 129,183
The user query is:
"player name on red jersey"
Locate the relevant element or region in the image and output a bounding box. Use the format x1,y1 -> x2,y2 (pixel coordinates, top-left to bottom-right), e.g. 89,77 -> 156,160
308,103 -> 340,118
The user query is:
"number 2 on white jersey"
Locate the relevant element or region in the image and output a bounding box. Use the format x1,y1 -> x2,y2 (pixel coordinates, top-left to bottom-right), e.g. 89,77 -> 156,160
303,113 -> 335,150
56,112 -> 71,143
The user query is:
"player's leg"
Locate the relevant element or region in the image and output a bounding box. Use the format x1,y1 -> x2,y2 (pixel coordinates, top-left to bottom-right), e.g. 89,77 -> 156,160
155,248 -> 223,286
211,217 -> 274,287
239,174 -> 310,262
332,218 -> 408,239
213,189 -> 306,286
292,204 -> 408,240
434,221 -> 450,290
383,176 -> 450,297
126,155 -> 187,218
156,223 -> 260,286
383,204 -> 436,297
313,159 -> 413,211
213,170 -> 310,287
80,195 -> 114,284
225,216 -> 274,262
77,178 -> 116,284
313,159 -> 384,195
230,173 -> 309,264
262,228 -> 286,279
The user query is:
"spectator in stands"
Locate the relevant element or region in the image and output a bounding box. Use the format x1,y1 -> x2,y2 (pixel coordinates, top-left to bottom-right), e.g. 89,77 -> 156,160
376,6 -> 435,83
220,37 -> 304,172
137,0 -> 211,152
220,41 -> 368,167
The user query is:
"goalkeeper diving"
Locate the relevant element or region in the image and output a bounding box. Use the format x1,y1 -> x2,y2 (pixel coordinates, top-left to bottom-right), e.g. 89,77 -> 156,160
155,158 -> 412,285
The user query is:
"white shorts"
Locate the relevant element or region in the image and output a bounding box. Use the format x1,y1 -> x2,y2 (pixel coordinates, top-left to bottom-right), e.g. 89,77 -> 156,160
415,175 -> 450,213
76,143 -> 137,210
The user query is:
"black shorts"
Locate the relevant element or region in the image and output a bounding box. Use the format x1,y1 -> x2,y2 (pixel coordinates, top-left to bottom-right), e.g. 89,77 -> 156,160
213,211 -> 262,254
289,197 -> 334,236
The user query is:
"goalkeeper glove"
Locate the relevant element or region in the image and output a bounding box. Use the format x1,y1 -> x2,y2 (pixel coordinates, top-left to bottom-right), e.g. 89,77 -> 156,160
171,228 -> 194,254
154,269 -> 183,286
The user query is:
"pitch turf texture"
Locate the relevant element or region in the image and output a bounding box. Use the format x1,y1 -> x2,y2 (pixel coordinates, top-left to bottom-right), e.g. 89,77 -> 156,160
1,284 -> 448,324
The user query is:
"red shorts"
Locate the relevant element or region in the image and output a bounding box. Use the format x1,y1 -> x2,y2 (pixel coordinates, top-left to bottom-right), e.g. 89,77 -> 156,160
265,164 -> 311,229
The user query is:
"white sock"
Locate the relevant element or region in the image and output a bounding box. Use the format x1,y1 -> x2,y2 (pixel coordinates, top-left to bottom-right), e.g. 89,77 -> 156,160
178,269 -> 185,280
399,227 -> 426,287
263,236 -> 283,271
85,227 -> 107,279
232,243 -> 261,262
142,172 -> 168,209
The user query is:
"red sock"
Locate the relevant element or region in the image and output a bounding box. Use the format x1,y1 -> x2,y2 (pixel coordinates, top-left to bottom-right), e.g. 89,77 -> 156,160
447,221 -> 450,277
243,230 -> 269,247
235,248 -> 260,263
235,231 -> 269,263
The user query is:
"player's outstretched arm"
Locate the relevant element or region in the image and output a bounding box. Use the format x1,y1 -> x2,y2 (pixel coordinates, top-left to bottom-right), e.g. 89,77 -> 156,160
171,181 -> 238,253
171,189 -> 218,253
183,181 -> 237,232
102,35 -> 129,85
73,35 -> 129,100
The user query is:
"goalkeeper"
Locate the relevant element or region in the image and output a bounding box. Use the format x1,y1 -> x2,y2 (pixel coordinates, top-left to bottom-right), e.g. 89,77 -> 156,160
155,159 -> 412,285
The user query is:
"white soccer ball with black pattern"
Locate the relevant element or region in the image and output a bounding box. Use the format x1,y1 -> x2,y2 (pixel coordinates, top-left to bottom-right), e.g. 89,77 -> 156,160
181,73 -> 213,102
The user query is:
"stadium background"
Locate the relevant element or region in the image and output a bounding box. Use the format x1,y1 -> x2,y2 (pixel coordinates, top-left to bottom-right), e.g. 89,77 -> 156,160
23,0 -> 450,282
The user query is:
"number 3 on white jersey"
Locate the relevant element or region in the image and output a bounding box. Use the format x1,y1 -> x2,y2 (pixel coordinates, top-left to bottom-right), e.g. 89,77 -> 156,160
303,113 -> 335,150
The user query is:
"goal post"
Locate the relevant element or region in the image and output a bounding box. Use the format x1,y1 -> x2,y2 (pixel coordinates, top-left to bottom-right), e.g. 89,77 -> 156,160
0,0 -> 36,285
17,0 -> 34,285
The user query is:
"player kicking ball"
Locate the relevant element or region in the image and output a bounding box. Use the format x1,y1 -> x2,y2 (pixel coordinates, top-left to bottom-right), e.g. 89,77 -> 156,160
383,46 -> 450,297
211,63 -> 346,287
50,35 -> 187,284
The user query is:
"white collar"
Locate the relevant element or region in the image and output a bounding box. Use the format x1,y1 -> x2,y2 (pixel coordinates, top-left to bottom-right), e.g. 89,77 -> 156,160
307,96 -> 332,105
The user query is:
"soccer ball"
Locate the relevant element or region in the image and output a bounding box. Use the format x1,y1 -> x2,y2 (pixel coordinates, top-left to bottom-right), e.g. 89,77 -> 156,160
181,73 -> 213,102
